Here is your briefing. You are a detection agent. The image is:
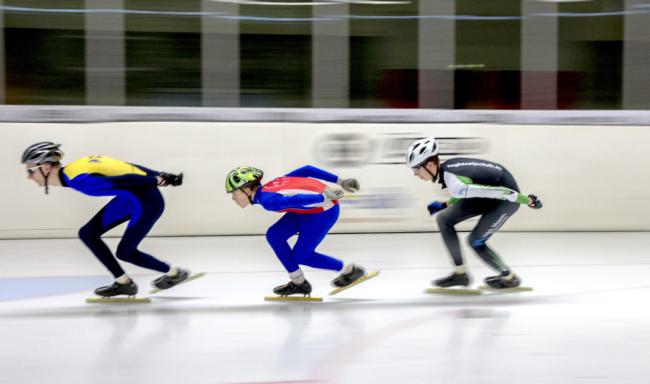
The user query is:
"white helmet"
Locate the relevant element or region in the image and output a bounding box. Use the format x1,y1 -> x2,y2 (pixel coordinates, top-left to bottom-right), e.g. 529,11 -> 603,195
406,137 -> 439,168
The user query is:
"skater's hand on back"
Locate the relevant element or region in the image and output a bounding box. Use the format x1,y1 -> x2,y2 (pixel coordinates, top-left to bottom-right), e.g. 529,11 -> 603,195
157,172 -> 183,187
339,178 -> 360,193
527,194 -> 542,209
324,186 -> 345,200
427,201 -> 447,215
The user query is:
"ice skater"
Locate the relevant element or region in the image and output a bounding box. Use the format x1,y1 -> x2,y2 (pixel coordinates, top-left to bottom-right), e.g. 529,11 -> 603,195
225,165 -> 371,297
406,137 -> 542,290
21,141 -> 191,298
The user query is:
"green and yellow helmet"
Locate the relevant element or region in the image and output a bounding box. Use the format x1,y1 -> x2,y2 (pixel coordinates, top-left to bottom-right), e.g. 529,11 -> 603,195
225,166 -> 264,193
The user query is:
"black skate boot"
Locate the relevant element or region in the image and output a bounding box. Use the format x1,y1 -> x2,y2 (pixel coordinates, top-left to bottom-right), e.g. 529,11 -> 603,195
432,271 -> 471,288
94,280 -> 138,298
152,268 -> 190,290
331,264 -> 366,288
484,272 -> 521,289
273,280 -> 312,296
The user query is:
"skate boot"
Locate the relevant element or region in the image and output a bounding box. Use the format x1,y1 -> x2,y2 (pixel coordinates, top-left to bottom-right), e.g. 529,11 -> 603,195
432,271 -> 471,288
331,264 -> 366,288
484,272 -> 521,289
94,280 -> 138,298
273,280 -> 312,296
152,268 -> 190,290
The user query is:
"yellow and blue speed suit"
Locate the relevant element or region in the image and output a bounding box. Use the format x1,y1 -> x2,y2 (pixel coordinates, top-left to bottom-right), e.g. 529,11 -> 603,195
59,156 -> 171,278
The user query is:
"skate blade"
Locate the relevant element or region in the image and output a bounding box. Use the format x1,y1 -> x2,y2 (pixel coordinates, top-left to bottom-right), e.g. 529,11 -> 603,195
479,285 -> 533,293
264,295 -> 323,302
424,288 -> 482,295
328,270 -> 380,296
149,272 -> 206,294
86,297 -> 151,303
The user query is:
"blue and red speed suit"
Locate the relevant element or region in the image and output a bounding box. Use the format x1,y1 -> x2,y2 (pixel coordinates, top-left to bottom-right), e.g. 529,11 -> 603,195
253,165 -> 344,273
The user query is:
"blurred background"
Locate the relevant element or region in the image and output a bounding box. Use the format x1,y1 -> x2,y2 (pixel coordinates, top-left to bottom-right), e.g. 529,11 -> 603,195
0,0 -> 644,109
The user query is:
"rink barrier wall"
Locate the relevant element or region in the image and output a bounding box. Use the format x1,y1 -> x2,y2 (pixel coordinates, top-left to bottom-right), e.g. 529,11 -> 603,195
3,105 -> 650,125
3,119 -> 648,238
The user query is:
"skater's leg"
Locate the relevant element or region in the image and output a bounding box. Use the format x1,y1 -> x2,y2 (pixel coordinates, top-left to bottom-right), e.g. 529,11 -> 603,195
78,196 -> 131,278
265,213 -> 300,273
114,189 -> 170,273
293,205 -> 344,272
467,201 -> 520,273
436,200 -> 485,267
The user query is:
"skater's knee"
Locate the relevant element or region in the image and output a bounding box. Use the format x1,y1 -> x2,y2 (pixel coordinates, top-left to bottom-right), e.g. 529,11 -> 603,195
78,224 -> 100,242
467,234 -> 486,249
266,224 -> 291,244
291,245 -> 313,264
115,246 -> 136,262
436,212 -> 454,229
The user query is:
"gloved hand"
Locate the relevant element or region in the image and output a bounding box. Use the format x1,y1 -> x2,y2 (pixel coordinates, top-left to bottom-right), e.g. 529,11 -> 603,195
527,194 -> 542,209
324,186 -> 344,200
158,172 -> 183,187
339,178 -> 360,193
427,201 -> 447,215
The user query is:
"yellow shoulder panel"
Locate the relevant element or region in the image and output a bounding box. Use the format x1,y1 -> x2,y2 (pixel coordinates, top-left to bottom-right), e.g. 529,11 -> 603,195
63,156 -> 146,180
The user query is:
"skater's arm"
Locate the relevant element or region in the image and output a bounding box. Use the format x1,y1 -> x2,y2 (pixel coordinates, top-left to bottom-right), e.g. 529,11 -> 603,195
65,173 -> 157,191
444,172 -> 529,204
285,165 -> 339,183
102,173 -> 159,189
259,192 -> 325,211
129,163 -> 160,177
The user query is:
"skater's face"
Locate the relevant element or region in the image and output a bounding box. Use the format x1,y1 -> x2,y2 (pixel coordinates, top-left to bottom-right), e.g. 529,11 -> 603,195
232,189 -> 251,208
413,161 -> 437,181
25,163 -> 50,187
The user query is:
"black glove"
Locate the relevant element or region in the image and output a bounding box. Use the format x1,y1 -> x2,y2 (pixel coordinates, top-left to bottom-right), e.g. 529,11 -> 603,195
527,194 -> 542,209
159,172 -> 183,187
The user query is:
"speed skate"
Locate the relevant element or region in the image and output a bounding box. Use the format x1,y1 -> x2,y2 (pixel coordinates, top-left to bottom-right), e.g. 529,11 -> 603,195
264,295 -> 323,302
86,296 -> 151,303
424,287 -> 482,295
329,270 -> 380,296
479,285 -> 534,293
149,271 -> 206,294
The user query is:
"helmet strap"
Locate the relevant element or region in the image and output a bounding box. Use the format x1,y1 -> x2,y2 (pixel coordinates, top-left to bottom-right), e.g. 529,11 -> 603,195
39,167 -> 50,195
422,161 -> 438,183
243,188 -> 253,204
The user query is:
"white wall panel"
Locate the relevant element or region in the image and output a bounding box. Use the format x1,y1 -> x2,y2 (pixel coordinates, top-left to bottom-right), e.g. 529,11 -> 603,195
3,122 -> 648,238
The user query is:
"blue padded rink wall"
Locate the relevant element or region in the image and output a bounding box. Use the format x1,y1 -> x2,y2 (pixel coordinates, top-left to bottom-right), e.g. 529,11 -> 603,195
1,232 -> 649,384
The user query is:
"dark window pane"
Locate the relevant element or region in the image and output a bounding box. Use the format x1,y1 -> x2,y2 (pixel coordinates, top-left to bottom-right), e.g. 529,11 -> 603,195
239,5 -> 311,108
350,2 -> 418,108
125,0 -> 201,106
4,1 -> 85,104
558,0 -> 623,109
455,0 -> 521,109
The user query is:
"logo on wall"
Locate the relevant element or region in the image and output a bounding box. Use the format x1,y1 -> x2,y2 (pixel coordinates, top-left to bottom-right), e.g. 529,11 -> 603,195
314,133 -> 374,167
315,133 -> 489,167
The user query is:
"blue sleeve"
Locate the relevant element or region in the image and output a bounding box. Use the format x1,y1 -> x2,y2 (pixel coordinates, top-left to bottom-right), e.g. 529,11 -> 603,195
259,192 -> 325,211
105,174 -> 158,189
67,173 -> 157,193
129,163 -> 160,177
284,165 -> 338,183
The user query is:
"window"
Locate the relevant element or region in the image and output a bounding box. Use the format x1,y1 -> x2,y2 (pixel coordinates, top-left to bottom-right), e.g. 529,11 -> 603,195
239,4 -> 311,108
125,0 -> 201,106
5,0 -> 85,105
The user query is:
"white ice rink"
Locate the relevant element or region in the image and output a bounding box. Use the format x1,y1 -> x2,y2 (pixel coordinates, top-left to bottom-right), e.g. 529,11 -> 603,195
1,232 -> 649,384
